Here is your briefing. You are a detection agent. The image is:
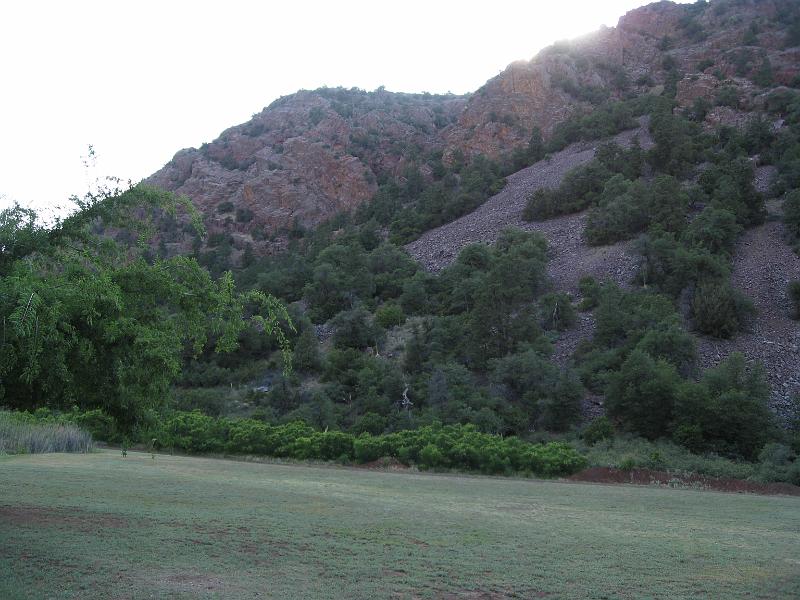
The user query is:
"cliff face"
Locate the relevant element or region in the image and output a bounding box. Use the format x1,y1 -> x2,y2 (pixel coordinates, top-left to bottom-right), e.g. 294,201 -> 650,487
444,0 -> 800,160
147,89 -> 465,242
147,0 -> 800,248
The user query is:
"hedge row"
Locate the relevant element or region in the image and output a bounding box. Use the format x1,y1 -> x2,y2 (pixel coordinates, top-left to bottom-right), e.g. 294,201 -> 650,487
158,412 -> 586,476
158,411 -> 587,476
11,408 -> 587,476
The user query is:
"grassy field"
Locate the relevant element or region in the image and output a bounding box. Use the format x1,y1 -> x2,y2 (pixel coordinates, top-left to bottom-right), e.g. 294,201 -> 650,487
1,451 -> 798,599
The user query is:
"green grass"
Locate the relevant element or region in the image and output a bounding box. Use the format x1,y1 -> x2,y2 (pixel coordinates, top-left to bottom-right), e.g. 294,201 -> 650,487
1,451 -> 798,599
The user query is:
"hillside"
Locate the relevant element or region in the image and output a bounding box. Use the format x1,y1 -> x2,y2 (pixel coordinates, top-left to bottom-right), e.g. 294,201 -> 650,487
147,0 -> 800,251
146,89 -> 466,251
444,0 -> 800,161
138,0 -> 800,450
5,0 -> 800,487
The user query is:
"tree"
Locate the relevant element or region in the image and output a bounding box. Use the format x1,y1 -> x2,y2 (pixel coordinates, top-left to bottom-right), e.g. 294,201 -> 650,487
331,306 -> 381,350
427,368 -> 450,414
605,349 -> 681,439
538,292 -> 576,331
691,280 -> 754,338
673,353 -> 772,459
293,326 -> 322,373
0,186 -> 293,430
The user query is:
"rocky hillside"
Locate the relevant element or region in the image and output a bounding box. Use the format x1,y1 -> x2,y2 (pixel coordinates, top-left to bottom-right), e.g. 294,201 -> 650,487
147,0 -> 800,253
445,0 -> 800,161
147,89 -> 465,246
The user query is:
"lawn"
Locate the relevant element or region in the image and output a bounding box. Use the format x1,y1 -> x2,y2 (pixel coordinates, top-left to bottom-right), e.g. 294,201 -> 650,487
0,451 -> 798,599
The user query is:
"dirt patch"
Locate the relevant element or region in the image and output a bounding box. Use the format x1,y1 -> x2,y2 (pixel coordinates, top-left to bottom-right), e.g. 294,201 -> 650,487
441,590 -> 549,599
355,457 -> 411,471
570,467 -> 800,496
155,573 -> 229,593
0,505 -> 132,532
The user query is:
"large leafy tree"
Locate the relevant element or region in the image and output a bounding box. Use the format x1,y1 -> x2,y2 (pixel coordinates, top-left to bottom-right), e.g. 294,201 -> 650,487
0,185 -> 292,429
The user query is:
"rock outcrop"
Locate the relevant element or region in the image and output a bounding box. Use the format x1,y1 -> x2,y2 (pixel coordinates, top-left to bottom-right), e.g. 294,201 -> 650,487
147,0 -> 800,253
444,0 -> 800,161
147,89 -> 466,246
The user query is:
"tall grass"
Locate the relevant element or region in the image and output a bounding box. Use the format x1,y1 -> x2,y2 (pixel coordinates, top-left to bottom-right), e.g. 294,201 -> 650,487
0,412 -> 92,454
573,435 -> 756,480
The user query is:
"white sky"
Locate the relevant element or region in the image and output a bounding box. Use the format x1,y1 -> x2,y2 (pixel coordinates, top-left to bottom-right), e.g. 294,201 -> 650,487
0,0 -> 686,214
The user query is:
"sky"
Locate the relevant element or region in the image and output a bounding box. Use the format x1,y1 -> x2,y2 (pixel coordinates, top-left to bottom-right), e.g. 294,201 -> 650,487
0,0 -> 687,215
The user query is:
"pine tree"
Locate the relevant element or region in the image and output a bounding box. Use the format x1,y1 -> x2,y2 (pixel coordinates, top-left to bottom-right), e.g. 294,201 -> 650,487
293,327 -> 321,373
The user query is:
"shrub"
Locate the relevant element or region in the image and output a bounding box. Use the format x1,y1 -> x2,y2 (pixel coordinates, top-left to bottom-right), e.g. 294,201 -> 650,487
578,277 -> 602,310
163,411 -> 228,453
714,86 -> 740,108
331,306 -> 381,349
700,159 -> 765,227
374,303 -> 405,329
216,201 -> 234,213
353,434 -> 392,463
351,412 -> 387,436
522,161 -> 611,221
688,97 -> 711,122
538,292 -> 576,331
691,280 -> 754,338
753,443 -> 799,484
682,208 -> 742,256
584,176 -> 649,245
784,190 -> 800,246
752,59 -> 774,87
418,443 -> 445,469
155,414 -> 588,477
582,416 -> 614,446
292,326 -> 322,373
535,375 -> 584,432
522,188 -> 561,221
236,208 -> 255,223
70,409 -> 118,442
604,350 -> 681,439
672,353 -> 772,459
577,435 -> 758,480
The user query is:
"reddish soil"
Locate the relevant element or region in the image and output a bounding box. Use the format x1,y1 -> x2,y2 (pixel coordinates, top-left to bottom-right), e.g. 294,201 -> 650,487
570,466 -> 800,496
0,505 -> 131,531
355,457 -> 411,471
441,590 -> 550,599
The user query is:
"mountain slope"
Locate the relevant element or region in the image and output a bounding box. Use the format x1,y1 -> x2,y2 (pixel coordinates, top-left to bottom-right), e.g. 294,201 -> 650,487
147,0 -> 800,254
147,89 -> 465,241
444,0 -> 800,161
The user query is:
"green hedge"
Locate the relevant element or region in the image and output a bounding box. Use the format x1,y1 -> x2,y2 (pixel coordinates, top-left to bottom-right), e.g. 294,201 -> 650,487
9,408 -> 587,477
156,412 -> 586,476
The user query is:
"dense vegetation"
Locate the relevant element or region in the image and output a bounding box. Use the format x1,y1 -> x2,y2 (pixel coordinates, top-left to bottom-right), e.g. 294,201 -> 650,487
0,186 -> 293,432
182,87 -> 800,475
5,57 -> 800,484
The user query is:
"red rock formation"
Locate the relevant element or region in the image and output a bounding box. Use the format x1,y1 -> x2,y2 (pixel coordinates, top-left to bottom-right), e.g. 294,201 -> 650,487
147,89 -> 465,243
147,0 -> 800,253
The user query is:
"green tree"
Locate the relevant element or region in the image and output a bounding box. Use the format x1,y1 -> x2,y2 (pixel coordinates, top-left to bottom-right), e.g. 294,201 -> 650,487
605,349 -> 681,439
293,326 -> 322,373
0,187 -> 292,430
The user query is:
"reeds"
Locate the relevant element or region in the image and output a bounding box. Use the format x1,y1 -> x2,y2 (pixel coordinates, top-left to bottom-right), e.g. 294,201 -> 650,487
0,412 -> 92,454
